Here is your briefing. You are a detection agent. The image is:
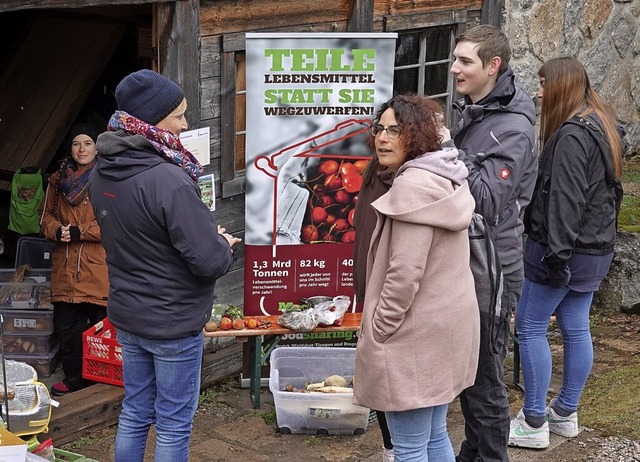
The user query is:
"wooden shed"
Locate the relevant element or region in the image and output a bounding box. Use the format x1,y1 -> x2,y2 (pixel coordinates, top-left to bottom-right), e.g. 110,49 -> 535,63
0,0 -> 497,294
0,0 -> 498,444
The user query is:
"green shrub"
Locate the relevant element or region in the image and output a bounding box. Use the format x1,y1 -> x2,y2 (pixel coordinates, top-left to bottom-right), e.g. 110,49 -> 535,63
619,157 -> 640,233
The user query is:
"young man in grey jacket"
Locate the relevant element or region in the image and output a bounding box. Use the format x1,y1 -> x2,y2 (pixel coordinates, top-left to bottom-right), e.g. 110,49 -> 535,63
450,25 -> 538,462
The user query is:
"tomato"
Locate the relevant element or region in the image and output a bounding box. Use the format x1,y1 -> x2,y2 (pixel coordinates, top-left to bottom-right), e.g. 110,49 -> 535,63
319,160 -> 339,175
342,172 -> 363,193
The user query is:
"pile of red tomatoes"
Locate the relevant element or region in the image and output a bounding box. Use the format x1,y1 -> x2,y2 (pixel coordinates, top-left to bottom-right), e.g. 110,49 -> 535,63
300,157 -> 369,244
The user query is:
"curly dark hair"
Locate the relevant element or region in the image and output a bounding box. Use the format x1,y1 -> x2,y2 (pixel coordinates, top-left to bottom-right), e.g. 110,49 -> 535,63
363,94 -> 443,184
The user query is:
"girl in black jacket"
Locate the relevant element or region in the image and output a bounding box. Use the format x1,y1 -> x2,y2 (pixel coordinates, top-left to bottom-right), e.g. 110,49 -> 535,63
509,57 -> 624,449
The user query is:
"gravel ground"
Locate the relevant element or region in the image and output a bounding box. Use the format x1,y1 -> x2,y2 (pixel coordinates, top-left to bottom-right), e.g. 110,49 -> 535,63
587,436 -> 640,461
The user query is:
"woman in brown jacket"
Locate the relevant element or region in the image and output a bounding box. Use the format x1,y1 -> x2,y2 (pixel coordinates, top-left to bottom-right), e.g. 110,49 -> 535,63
41,124 -> 109,396
353,95 -> 480,461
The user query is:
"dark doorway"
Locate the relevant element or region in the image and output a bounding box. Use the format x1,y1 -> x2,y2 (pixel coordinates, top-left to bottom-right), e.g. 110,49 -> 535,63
0,4 -> 152,266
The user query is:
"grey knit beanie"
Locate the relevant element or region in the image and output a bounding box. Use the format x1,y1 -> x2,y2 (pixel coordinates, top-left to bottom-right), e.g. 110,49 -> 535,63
115,69 -> 184,125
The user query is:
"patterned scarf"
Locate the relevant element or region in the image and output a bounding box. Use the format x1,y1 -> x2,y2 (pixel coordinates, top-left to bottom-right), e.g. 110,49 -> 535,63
107,110 -> 203,182
59,158 -> 97,207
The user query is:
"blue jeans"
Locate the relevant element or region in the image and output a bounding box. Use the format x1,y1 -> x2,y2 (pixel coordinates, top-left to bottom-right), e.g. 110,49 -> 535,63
115,329 -> 203,462
385,404 -> 454,461
515,278 -> 594,418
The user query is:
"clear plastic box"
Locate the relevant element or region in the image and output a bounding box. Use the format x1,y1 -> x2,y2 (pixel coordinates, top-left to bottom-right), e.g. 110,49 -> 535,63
0,269 -> 51,283
0,269 -> 52,309
15,236 -> 56,269
269,346 -> 369,435
5,344 -> 60,378
0,309 -> 54,334
3,331 -> 56,355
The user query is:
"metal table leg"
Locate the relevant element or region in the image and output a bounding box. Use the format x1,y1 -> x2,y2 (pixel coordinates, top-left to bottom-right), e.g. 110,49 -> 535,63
248,335 -> 283,409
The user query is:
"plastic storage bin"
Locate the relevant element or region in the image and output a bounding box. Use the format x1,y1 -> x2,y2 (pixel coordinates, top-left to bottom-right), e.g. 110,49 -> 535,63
82,318 -> 123,387
0,282 -> 51,309
6,344 -> 60,378
15,237 -> 56,269
0,309 -> 54,333
26,448 -> 100,462
53,448 -> 100,462
3,331 -> 56,355
0,268 -> 51,283
0,268 -> 52,309
269,346 -> 369,435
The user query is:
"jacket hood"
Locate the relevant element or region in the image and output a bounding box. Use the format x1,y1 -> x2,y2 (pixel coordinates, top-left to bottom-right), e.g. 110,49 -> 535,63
395,146 -> 468,185
95,131 -> 165,181
372,162 -> 474,232
454,67 -> 537,127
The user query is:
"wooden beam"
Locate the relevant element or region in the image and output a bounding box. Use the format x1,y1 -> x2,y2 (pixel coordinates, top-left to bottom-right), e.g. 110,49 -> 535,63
43,342 -> 243,446
383,9 -> 467,31
347,0 -> 373,32
220,51 -> 236,184
481,0 -> 502,27
200,0 -> 349,37
43,383 -> 124,446
156,0 -> 202,129
0,0 -> 173,13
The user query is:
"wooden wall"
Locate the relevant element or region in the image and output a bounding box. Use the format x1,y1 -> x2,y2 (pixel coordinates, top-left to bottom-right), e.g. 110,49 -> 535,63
198,0 -> 353,306
199,0 -> 483,307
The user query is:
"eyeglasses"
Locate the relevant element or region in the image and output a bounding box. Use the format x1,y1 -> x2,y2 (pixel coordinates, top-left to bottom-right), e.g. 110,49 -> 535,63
371,124 -> 401,139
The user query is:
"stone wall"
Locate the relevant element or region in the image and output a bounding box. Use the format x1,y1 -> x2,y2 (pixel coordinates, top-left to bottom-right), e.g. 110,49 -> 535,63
503,0 -> 640,156
593,232 -> 640,314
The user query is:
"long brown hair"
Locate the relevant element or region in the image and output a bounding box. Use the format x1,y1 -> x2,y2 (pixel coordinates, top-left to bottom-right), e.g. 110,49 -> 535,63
538,57 -> 623,177
363,94 -> 442,185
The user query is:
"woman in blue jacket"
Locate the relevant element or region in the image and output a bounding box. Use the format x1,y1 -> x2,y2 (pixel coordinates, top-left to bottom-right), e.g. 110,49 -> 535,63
509,57 -> 623,449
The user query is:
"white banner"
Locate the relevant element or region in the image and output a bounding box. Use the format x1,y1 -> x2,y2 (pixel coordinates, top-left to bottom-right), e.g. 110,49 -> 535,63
244,32 -> 397,315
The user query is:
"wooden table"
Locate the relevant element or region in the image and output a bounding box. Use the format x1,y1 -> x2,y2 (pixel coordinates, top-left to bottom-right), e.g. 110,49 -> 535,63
204,313 -> 362,408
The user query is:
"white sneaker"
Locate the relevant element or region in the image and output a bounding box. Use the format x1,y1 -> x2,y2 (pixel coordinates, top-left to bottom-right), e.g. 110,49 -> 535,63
508,409 -> 550,449
546,398 -> 580,437
382,447 -> 394,462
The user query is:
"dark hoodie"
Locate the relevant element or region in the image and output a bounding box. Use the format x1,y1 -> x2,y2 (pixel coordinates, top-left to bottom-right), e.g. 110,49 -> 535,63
453,67 -> 537,274
352,168 -> 393,305
89,131 -> 233,339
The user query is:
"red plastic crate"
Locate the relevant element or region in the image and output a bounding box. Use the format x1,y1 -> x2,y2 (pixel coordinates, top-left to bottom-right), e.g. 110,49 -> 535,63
82,317 -> 123,387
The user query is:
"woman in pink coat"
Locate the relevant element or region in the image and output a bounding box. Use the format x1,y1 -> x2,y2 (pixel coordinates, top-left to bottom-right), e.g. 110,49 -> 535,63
353,95 -> 480,461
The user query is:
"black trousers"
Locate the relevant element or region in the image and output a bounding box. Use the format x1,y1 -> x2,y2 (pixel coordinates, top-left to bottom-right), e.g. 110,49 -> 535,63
53,301 -> 107,390
457,268 -> 524,462
376,410 -> 393,449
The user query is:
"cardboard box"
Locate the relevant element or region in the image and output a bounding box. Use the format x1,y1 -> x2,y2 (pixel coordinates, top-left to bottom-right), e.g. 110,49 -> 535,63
0,427 -> 28,461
